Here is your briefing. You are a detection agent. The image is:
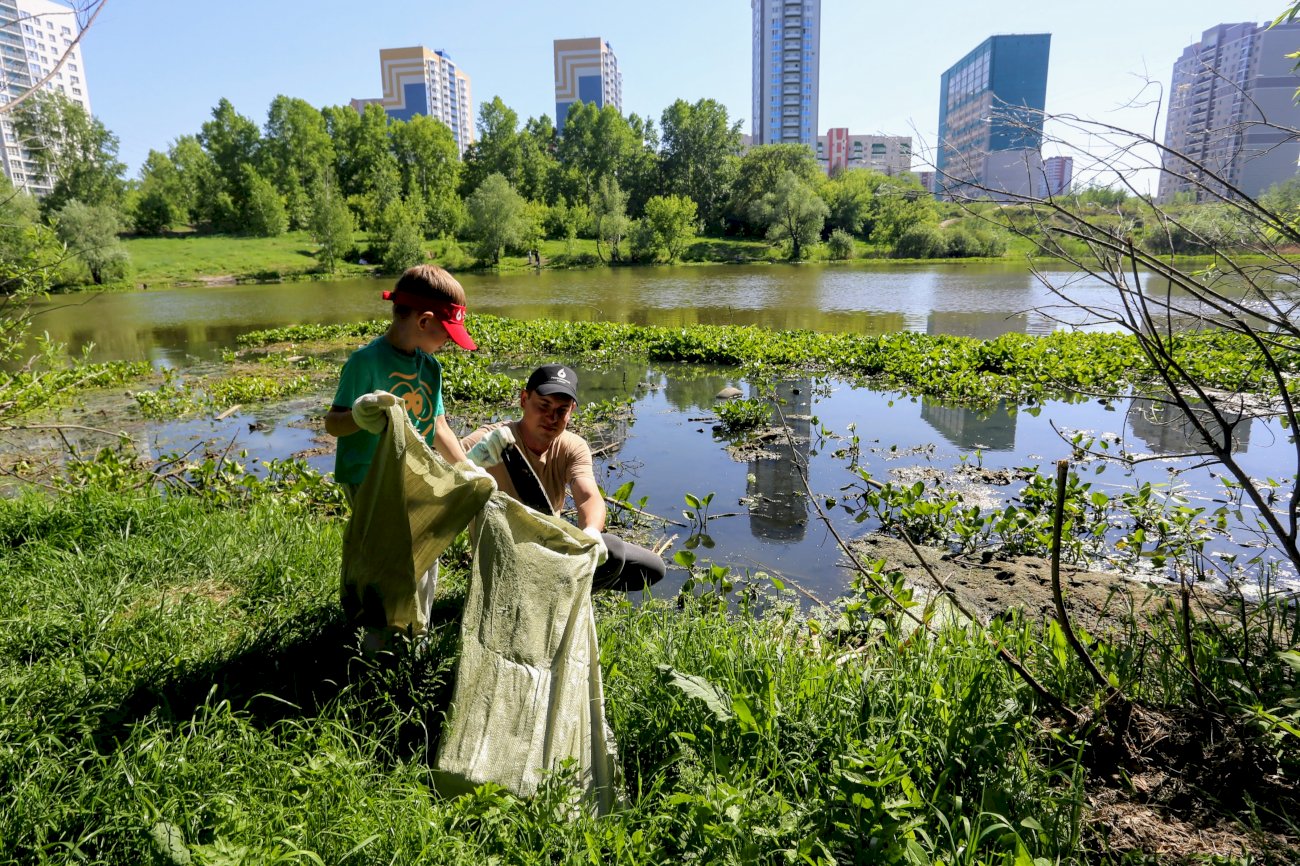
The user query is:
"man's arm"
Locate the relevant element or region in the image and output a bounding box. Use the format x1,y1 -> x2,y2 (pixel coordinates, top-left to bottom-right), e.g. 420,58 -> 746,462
433,414 -> 469,465
571,473 -> 607,533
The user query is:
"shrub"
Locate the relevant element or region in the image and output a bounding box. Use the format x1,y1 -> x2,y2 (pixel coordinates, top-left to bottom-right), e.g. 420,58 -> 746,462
894,223 -> 948,259
827,228 -> 856,260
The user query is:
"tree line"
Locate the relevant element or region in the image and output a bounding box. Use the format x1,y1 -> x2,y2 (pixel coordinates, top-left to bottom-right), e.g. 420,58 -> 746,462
2,90 -> 995,283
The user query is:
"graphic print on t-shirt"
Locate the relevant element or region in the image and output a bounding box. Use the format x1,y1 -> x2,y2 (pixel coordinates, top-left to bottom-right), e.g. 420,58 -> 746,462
387,370 -> 436,431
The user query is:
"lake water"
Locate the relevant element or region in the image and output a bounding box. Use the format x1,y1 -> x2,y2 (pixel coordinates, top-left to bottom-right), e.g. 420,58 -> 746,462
20,263 -> 1297,597
26,262 -> 1164,365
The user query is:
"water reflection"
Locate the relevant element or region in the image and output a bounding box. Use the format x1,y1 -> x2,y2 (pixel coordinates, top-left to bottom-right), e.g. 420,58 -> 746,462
1126,393 -> 1254,456
926,311 -> 1029,340
747,379 -> 814,543
920,398 -> 1018,451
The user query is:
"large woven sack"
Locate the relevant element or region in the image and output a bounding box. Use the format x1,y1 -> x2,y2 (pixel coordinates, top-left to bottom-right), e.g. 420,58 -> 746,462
341,404 -> 495,634
434,492 -> 623,815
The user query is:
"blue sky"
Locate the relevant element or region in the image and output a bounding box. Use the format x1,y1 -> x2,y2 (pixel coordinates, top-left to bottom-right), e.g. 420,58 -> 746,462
82,0 -> 1281,188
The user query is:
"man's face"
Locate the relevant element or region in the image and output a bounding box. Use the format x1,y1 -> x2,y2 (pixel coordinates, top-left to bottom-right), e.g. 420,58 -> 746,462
520,389 -> 575,449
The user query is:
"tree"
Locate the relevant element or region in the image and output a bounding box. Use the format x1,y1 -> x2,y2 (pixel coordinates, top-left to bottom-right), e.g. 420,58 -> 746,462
374,199 -> 424,273
641,194 -> 699,262
659,98 -> 743,230
729,144 -> 822,234
868,174 -> 937,245
133,150 -> 186,235
12,92 -> 125,214
241,166 -> 286,237
54,200 -> 129,285
461,97 -> 522,196
261,96 -> 335,229
556,102 -> 641,204
198,98 -> 262,218
826,228 -> 856,260
465,173 -> 527,265
753,171 -> 828,260
309,181 -> 355,273
390,114 -> 461,236
168,135 -> 217,227
822,168 -> 881,236
591,175 -> 629,263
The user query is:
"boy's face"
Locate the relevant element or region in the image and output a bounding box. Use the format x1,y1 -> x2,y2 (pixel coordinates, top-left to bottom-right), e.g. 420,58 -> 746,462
401,311 -> 450,353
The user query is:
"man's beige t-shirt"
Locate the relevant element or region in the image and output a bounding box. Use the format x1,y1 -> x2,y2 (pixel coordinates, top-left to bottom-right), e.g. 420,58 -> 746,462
461,421 -> 593,515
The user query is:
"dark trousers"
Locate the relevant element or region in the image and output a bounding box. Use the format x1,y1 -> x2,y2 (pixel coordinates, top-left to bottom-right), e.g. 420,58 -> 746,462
592,532 -> 666,592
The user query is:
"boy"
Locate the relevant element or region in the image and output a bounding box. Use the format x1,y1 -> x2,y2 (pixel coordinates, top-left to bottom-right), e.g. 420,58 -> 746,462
325,264 -> 482,650
325,263 -> 474,479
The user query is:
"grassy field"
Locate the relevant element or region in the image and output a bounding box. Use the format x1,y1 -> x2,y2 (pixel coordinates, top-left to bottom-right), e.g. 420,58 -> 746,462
120,231 -> 375,286
113,230 -> 1039,292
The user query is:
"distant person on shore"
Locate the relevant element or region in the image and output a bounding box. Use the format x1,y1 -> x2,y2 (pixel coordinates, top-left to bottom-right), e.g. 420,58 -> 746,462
324,264 -> 486,647
461,364 -> 666,592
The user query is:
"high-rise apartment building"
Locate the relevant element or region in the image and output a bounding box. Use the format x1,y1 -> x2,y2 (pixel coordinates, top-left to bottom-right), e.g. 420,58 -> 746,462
751,0 -> 820,148
1158,21 -> 1300,202
817,130 -> 911,176
1038,155 -> 1073,197
0,0 -> 91,195
936,33 -> 1050,201
553,37 -> 621,132
375,46 -> 473,156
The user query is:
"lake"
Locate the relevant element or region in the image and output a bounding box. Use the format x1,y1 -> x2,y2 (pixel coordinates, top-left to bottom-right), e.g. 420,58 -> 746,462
30,262 -> 1286,598
25,262 -> 1165,365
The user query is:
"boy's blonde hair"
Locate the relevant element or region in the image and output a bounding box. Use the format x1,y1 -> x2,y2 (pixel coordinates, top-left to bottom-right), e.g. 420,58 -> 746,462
391,264 -> 466,317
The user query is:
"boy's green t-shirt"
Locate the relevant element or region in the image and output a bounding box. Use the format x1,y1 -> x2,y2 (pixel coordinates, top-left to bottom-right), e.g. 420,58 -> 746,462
332,335 -> 446,485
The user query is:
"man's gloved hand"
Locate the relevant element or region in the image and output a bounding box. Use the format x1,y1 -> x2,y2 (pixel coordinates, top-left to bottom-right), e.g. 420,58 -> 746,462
352,391 -> 398,434
465,425 -> 516,468
582,525 -> 609,565
454,460 -> 497,491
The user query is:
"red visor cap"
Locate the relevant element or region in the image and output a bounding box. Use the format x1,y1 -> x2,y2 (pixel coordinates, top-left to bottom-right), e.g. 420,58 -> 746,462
381,290 -> 477,351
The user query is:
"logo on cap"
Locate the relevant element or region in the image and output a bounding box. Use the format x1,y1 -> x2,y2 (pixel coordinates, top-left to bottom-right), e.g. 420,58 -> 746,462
555,368 -> 567,379
452,306 -> 465,323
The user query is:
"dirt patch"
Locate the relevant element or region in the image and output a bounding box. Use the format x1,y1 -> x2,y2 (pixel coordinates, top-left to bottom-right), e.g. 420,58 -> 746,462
853,533 -> 1181,633
723,426 -> 807,462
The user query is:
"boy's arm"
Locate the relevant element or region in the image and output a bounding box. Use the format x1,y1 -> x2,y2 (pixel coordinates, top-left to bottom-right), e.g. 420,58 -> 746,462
433,414 -> 469,465
324,406 -> 360,438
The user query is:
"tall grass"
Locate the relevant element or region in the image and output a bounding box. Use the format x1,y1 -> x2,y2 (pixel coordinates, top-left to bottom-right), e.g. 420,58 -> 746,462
0,464 -> 1291,863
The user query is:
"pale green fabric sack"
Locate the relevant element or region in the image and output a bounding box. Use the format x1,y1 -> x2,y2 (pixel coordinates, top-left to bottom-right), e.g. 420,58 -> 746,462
434,492 -> 623,815
341,404 -> 495,636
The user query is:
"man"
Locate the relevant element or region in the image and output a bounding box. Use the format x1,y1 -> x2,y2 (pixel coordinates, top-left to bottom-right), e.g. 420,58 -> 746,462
462,364 -> 667,592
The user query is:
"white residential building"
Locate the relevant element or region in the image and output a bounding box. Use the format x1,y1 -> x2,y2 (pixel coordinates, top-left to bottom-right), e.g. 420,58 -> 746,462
751,0 -> 820,147
1158,20 -> 1300,201
0,0 -> 91,195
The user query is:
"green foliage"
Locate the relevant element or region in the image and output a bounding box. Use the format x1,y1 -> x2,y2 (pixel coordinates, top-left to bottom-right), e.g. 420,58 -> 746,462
132,150 -> 187,235
592,175 -> 629,263
640,194 -> 699,262
465,173 -> 527,265
260,95 -> 335,231
307,182 -> 355,273
239,166 -> 287,237
729,144 -> 822,235
894,223 -> 948,259
753,170 -> 828,260
826,228 -> 856,260
53,200 -> 130,285
715,396 -> 772,432
375,199 -> 426,274
13,91 -> 126,214
658,98 -> 743,230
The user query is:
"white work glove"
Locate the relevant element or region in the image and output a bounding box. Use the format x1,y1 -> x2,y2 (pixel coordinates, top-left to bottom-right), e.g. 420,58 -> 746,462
352,391 -> 398,434
582,525 -> 609,565
465,425 -> 516,469
454,460 -> 497,490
